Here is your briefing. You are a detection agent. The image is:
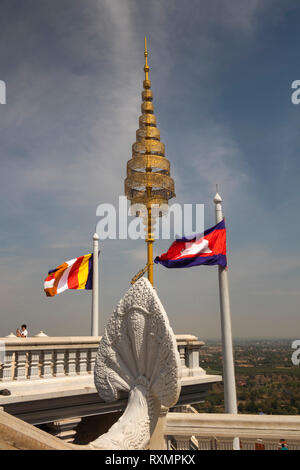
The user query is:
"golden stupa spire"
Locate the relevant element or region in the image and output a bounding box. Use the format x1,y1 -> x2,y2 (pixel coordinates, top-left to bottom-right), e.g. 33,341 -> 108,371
125,38 -> 175,285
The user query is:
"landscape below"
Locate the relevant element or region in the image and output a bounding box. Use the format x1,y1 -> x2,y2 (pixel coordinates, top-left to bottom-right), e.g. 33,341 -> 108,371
198,339 -> 300,416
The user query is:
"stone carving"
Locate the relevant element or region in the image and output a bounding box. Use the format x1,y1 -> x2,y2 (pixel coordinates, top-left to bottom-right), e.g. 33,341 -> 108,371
89,277 -> 181,450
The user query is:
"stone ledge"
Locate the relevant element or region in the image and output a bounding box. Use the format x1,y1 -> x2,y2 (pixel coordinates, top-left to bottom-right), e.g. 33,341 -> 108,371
166,412 -> 300,439
0,336 -> 102,350
0,409 -> 72,450
0,334 -> 204,350
0,373 -> 222,405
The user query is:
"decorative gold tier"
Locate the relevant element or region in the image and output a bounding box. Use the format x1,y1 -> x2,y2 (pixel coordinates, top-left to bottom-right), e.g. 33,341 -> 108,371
125,39 -> 175,210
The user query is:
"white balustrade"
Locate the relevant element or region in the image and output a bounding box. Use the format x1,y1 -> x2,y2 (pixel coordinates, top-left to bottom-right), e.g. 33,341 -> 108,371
166,412 -> 300,450
0,335 -> 204,384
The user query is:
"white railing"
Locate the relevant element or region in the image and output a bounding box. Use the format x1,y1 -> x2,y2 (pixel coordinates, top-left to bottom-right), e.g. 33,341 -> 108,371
0,337 -> 98,382
166,412 -> 300,450
0,335 -> 205,383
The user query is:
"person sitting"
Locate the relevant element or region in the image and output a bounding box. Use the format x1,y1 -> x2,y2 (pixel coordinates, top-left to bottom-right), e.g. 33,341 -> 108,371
16,324 -> 28,338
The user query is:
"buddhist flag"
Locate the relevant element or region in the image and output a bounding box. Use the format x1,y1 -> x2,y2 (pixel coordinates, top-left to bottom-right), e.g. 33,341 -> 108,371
44,254 -> 93,297
154,219 -> 227,269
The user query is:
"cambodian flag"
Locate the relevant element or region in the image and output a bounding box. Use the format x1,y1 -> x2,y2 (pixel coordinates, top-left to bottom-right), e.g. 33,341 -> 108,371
154,219 -> 227,269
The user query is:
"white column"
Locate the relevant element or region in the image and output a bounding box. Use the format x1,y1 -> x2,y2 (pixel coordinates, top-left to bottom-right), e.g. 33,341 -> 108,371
214,190 -> 240,450
91,232 -> 99,336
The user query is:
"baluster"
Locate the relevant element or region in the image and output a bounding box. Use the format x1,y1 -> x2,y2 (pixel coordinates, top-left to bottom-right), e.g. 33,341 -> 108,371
0,351 -> 14,382
54,349 -> 65,377
77,349 -> 88,375
178,345 -> 189,377
28,350 -> 41,380
88,348 -> 97,373
175,437 -> 190,450
15,351 -> 27,380
41,350 -> 53,379
66,349 -> 77,376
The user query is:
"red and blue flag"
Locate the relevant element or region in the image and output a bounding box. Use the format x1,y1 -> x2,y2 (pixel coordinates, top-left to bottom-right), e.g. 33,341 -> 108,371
154,219 -> 227,269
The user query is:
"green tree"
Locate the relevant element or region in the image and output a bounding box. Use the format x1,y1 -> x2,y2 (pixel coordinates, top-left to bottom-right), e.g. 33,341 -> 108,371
238,403 -> 245,413
245,401 -> 257,413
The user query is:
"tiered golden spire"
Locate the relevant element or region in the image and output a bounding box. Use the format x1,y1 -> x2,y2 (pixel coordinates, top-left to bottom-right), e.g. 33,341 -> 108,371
125,38 -> 175,285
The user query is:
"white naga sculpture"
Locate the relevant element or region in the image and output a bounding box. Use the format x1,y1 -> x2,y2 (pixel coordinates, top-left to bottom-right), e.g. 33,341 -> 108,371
89,277 -> 182,450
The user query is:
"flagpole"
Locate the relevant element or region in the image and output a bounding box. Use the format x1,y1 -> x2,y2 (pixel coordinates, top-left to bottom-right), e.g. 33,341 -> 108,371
214,189 -> 240,450
91,232 -> 99,337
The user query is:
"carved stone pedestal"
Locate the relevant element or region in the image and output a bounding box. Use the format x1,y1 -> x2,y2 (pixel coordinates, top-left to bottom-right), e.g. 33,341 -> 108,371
148,406 -> 168,450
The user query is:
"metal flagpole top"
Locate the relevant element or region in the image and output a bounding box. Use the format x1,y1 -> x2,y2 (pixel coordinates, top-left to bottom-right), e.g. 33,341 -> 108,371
213,184 -> 222,205
214,186 -> 223,224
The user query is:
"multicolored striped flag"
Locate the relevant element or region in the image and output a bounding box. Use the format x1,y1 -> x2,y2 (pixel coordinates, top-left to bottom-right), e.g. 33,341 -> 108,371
44,254 -> 93,297
154,219 -> 227,269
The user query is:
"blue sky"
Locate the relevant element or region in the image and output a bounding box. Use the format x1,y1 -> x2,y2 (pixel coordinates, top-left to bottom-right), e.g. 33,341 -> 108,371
0,0 -> 299,339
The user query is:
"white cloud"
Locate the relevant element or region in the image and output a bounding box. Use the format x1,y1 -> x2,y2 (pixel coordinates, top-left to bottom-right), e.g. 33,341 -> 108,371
189,121 -> 248,201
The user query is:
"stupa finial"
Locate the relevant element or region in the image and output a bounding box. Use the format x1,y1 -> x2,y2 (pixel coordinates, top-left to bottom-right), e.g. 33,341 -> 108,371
144,36 -> 149,81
